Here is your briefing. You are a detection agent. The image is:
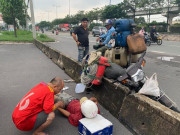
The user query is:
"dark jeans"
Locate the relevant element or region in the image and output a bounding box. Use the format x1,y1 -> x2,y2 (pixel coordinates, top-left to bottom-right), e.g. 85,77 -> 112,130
78,46 -> 89,62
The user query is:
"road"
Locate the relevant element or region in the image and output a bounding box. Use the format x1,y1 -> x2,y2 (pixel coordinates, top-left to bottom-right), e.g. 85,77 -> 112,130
45,31 -> 180,108
0,44 -> 132,135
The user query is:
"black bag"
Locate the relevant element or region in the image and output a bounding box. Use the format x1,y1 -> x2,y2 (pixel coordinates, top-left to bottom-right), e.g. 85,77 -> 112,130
104,63 -> 126,80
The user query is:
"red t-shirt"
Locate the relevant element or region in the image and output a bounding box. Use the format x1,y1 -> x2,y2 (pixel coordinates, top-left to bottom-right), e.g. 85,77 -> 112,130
67,100 -> 100,127
12,82 -> 55,131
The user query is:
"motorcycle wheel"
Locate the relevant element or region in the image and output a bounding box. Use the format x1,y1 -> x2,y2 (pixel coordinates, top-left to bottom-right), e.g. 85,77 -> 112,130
157,39 -> 162,45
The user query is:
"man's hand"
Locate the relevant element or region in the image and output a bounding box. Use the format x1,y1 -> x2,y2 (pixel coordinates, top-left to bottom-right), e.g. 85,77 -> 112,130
76,41 -> 81,46
100,42 -> 103,46
96,37 -> 100,42
55,101 -> 64,109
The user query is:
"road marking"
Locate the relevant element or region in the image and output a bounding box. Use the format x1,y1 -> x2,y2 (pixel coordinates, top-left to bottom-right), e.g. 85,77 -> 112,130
150,51 -> 166,54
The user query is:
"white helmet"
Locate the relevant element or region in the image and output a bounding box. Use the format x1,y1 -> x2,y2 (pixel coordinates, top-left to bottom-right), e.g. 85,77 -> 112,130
81,100 -> 98,118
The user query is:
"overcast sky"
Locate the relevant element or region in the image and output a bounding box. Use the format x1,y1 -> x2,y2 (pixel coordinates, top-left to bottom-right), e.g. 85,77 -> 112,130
28,0 -> 179,23
30,0 -> 122,22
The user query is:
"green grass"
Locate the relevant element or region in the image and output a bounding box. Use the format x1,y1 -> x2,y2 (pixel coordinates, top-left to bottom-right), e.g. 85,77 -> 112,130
0,30 -> 55,42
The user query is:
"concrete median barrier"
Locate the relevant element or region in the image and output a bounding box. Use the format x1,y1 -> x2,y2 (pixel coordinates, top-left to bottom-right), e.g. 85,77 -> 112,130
119,94 -> 180,135
34,40 -> 180,135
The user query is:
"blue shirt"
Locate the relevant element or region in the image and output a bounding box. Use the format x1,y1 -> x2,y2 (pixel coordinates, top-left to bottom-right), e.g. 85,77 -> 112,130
100,26 -> 115,45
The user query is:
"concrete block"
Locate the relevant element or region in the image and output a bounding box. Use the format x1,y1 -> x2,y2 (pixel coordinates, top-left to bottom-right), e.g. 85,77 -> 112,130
119,94 -> 180,135
91,79 -> 130,118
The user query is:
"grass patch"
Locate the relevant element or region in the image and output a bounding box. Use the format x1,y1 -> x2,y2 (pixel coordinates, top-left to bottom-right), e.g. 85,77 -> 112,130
0,30 -> 55,42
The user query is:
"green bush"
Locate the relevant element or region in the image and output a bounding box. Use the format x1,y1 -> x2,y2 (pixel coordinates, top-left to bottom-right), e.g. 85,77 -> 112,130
170,25 -> 180,33
2,30 -> 32,35
39,34 -> 47,38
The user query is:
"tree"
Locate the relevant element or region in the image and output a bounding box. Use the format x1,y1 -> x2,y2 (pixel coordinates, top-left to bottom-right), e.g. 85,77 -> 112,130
86,8 -> 101,23
36,21 -> 52,29
0,0 -> 27,37
101,4 -> 127,21
135,17 -> 146,24
144,0 -> 164,23
122,0 -> 148,20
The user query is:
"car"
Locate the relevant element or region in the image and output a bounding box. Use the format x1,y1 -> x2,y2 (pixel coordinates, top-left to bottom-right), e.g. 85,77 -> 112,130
61,28 -> 68,32
92,26 -> 107,37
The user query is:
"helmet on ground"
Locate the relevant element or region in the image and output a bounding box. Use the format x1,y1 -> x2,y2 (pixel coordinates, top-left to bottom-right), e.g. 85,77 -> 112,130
81,99 -> 98,118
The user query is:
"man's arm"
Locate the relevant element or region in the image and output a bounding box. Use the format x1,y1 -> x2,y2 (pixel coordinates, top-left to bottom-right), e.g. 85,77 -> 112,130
57,108 -> 70,117
72,33 -> 81,46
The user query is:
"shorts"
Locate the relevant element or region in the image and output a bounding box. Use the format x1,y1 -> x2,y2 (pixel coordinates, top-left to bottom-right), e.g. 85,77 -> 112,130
33,111 -> 48,130
55,92 -> 75,107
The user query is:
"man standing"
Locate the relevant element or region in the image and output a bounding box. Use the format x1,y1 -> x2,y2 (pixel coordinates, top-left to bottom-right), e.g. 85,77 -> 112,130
12,77 -> 64,135
72,18 -> 89,62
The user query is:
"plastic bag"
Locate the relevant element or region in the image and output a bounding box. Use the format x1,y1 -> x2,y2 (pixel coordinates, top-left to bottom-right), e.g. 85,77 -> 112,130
75,83 -> 86,93
138,73 -> 160,97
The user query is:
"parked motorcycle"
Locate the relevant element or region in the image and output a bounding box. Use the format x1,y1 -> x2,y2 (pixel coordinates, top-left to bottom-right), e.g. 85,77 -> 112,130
114,52 -> 180,113
144,32 -> 151,46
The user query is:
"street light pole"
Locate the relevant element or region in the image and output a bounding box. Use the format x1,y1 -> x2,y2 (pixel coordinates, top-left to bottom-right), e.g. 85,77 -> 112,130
69,0 -> 70,16
29,0 -> 36,39
167,0 -> 170,32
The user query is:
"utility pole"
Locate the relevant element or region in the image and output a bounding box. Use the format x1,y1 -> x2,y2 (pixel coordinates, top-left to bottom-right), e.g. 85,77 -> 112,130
109,0 -> 111,5
167,0 -> 170,32
29,0 -> 36,39
69,0 -> 70,16
53,5 -> 61,19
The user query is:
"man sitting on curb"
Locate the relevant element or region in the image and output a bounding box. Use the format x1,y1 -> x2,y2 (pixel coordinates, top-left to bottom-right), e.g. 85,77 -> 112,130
12,77 -> 64,135
55,92 -> 100,126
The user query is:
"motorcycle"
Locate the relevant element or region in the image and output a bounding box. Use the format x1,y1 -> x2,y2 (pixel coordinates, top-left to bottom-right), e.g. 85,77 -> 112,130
56,30 -> 59,35
115,52 -> 180,113
144,32 -> 151,46
151,33 -> 162,45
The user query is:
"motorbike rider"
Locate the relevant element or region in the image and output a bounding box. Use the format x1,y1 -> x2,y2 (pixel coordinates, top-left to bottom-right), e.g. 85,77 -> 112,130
150,25 -> 157,42
96,19 -> 115,56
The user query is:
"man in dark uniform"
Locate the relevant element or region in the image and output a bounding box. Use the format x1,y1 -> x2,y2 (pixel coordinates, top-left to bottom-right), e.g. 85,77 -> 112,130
72,18 -> 89,62
150,25 -> 157,42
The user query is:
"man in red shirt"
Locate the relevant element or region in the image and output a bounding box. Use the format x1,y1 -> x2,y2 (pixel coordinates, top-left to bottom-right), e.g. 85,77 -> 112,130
55,92 -> 100,126
12,77 -> 64,135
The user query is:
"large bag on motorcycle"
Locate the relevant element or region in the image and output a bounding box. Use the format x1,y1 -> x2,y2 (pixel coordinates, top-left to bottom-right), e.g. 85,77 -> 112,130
104,63 -> 126,80
115,31 -> 131,47
127,33 -> 147,54
115,19 -> 135,32
104,47 -> 128,67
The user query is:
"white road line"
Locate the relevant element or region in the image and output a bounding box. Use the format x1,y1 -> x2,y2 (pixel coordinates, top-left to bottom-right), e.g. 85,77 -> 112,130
150,51 -> 166,54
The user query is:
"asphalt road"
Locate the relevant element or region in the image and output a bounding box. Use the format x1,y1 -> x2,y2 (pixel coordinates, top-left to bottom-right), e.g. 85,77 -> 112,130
0,44 -> 132,135
45,31 -> 180,108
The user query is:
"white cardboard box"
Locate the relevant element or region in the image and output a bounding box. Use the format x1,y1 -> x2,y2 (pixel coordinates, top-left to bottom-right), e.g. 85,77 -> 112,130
78,114 -> 113,135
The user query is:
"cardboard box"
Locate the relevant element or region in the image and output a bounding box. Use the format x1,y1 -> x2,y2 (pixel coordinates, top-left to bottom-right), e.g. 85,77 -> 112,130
79,114 -> 113,135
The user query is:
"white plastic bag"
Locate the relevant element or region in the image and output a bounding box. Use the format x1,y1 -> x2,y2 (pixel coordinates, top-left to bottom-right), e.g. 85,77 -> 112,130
138,73 -> 160,97
75,83 -> 86,93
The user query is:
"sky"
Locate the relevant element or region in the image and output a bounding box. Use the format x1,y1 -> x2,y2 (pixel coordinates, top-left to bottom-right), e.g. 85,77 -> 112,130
29,0 -> 122,23
27,0 -> 179,23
